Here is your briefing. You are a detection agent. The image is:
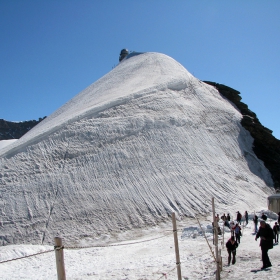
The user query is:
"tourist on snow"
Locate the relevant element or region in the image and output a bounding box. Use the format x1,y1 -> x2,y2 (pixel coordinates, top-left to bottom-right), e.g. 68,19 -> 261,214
230,220 -> 235,237
255,219 -> 274,269
236,211 -> 242,224
221,213 -> 230,228
244,211 -> 249,225
261,212 -> 267,221
233,223 -> 242,244
225,220 -> 230,228
253,214 -> 258,233
226,213 -> 231,222
226,236 -> 238,265
272,222 -> 279,243
224,218 -> 230,228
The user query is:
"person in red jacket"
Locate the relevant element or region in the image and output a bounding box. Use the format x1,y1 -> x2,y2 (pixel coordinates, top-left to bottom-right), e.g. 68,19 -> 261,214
226,236 -> 238,265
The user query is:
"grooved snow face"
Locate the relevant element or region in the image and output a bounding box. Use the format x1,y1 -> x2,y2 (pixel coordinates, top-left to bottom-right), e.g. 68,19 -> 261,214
0,52 -> 273,245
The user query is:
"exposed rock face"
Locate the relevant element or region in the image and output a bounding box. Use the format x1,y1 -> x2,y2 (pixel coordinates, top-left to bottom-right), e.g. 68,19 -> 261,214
0,118 -> 45,140
204,81 -> 280,190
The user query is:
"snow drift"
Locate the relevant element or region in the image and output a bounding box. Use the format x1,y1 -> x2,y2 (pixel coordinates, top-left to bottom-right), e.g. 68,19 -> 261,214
0,52 -> 274,246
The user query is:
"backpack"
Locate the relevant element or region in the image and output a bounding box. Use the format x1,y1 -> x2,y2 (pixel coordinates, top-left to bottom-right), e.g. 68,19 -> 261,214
235,226 -> 241,234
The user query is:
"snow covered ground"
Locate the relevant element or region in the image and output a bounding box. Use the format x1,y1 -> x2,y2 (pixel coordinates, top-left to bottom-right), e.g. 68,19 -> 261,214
0,52 -> 278,278
0,139 -> 17,150
1,213 -> 279,279
0,52 -> 274,246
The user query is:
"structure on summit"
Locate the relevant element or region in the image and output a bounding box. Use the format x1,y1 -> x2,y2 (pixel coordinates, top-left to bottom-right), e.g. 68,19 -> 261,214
119,49 -> 129,62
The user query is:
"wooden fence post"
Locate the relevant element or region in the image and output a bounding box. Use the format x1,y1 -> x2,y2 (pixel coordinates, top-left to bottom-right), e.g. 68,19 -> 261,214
172,212 -> 182,280
212,197 -> 220,280
222,223 -> 225,249
219,248 -> 222,272
54,237 -> 66,280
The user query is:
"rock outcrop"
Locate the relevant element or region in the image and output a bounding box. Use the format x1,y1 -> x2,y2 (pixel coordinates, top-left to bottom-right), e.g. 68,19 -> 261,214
0,118 -> 45,140
204,81 -> 280,190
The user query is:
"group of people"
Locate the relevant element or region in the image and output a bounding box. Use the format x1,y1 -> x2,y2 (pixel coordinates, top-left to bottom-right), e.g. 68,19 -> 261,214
221,211 -> 280,269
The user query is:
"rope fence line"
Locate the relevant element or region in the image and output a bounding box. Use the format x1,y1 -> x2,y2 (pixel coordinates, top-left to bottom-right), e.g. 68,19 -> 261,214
64,231 -> 173,250
156,264 -> 178,280
0,232 -> 172,264
4,208 -> 257,277
0,249 -> 53,264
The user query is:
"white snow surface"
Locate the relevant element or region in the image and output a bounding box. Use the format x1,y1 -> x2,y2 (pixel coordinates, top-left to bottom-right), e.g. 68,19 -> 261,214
0,52 -> 274,251
0,139 -> 17,151
1,216 -> 280,279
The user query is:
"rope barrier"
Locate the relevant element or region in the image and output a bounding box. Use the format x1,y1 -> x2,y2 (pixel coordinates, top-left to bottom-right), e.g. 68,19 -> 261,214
64,232 -> 172,250
156,264 -> 177,280
0,249 -> 53,264
0,232 -> 172,264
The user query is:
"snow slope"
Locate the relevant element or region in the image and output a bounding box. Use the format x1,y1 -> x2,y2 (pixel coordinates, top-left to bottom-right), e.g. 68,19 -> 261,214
1,215 -> 280,279
0,139 -> 17,151
0,52 -> 274,246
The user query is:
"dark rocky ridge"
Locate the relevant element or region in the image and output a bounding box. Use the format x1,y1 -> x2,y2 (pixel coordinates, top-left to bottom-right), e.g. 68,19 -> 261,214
0,117 -> 45,141
204,81 -> 280,190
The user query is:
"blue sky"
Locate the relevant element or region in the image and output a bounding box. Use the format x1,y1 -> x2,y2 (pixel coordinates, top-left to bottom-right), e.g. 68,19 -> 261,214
1,0 -> 279,139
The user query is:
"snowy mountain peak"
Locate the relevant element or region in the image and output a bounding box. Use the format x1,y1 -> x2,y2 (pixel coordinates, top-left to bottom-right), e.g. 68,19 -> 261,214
0,52 -> 192,158
0,52 -> 273,245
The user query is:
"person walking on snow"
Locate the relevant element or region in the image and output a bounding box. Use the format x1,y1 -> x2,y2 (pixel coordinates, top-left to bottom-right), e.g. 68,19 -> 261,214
255,219 -> 274,269
226,213 -> 231,222
261,212 -> 267,221
230,220 -> 235,237
253,214 -> 258,233
244,211 -> 249,225
226,236 -> 238,265
273,222 -> 279,243
236,211 -> 242,225
233,223 -> 242,244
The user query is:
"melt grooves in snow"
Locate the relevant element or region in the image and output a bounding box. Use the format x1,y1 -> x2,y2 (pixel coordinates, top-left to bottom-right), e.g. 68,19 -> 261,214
0,52 -> 273,246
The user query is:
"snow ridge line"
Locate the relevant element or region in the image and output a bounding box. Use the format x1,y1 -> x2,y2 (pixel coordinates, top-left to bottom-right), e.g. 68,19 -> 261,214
0,78 -> 189,159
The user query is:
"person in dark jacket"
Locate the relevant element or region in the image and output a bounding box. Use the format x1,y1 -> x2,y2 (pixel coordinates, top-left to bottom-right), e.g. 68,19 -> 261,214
236,211 -> 242,224
255,219 -> 274,269
226,236 -> 238,265
253,215 -> 258,233
244,211 -> 249,225
233,223 -> 242,244
261,212 -> 267,221
226,213 -> 231,221
273,222 -> 279,243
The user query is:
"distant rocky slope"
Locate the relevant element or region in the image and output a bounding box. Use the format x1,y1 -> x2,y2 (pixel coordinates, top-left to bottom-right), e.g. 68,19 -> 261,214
0,117 -> 46,141
204,81 -> 280,190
